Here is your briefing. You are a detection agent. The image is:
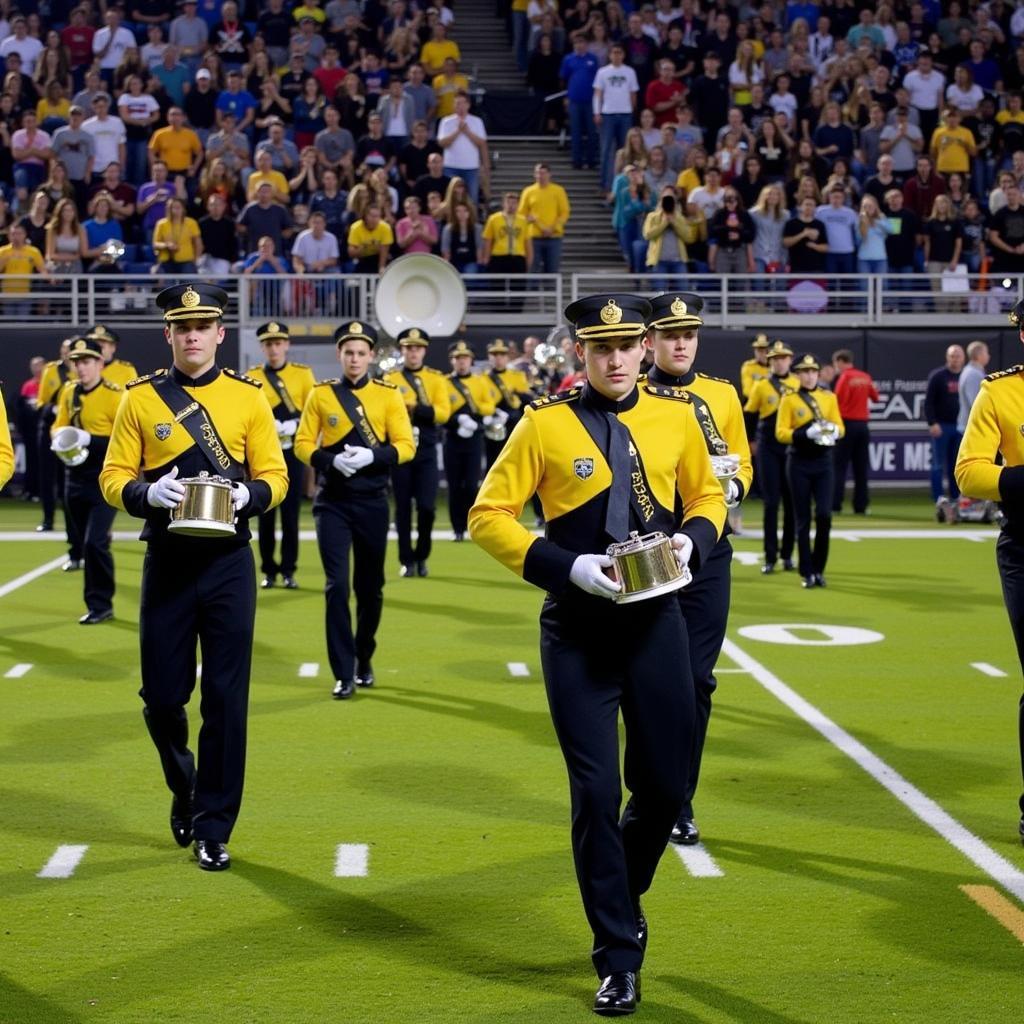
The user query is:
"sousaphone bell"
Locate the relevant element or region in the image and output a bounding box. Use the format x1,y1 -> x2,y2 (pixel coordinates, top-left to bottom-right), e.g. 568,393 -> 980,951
373,253 -> 467,340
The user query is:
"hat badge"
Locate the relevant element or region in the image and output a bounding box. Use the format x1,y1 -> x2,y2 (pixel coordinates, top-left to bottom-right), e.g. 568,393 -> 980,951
670,297 -> 687,317
181,286 -> 200,309
74,339 -> 86,350
600,300 -> 623,325
409,328 -> 421,340
350,322 -> 363,335
268,321 -> 280,334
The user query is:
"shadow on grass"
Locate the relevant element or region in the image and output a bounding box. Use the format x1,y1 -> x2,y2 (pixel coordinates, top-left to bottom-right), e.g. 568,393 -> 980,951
660,975 -> 814,1024
0,974 -> 83,1024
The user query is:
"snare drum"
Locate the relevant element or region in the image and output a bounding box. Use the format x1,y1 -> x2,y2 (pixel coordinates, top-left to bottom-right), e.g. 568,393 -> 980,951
168,471 -> 236,536
606,530 -> 691,604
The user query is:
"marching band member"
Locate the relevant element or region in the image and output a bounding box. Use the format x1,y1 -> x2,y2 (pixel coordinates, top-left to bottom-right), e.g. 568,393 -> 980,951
0,389 -> 13,489
247,321 -> 316,589
52,336 -> 123,624
384,327 -> 451,578
100,283 -> 288,872
484,338 -> 536,468
294,321 -> 415,699
86,324 -> 139,387
644,292 -> 753,847
775,354 -> 844,589
470,294 -> 724,1017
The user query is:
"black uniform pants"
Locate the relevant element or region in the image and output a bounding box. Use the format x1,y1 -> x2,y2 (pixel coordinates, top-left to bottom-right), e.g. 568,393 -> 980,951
540,593 -> 694,978
314,495 -> 388,682
444,434 -> 483,536
39,432 -> 82,558
758,441 -> 794,564
258,448 -> 303,577
65,487 -> 116,613
392,447 -> 439,565
833,420 -> 871,513
995,531 -> 1024,816
139,543 -> 256,843
787,453 -> 833,578
677,537 -> 732,820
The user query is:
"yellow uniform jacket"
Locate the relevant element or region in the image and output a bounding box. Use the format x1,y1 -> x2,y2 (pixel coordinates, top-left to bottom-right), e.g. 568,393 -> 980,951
469,382 -> 726,595
102,359 -> 139,387
38,359 -> 76,410
775,386 -> 845,452
744,372 -> 799,446
647,367 -> 754,502
740,357 -> 770,399
100,365 -> 287,544
53,377 -> 123,485
0,404 -> 13,489
383,364 -> 452,448
294,374 -> 415,498
447,371 -> 501,428
246,361 -> 317,420
487,366 -> 536,415
956,365 -> 1024,507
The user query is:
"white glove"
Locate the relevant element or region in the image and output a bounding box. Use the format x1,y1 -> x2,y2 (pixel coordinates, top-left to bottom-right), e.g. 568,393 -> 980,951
277,419 -> 298,437
146,465 -> 186,509
332,452 -> 356,477
231,482 -> 251,511
670,533 -> 694,570
341,444 -> 373,470
806,422 -> 823,442
569,553 -> 621,599
484,409 -> 509,427
724,479 -> 740,508
457,413 -> 478,434
710,453 -> 740,480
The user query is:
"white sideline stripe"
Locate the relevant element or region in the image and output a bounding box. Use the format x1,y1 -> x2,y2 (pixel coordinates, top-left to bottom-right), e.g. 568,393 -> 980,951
334,843 -> 368,877
673,843 -> 724,878
507,662 -> 530,677
0,555 -> 66,598
722,637 -> 1024,904
299,662 -> 319,678
971,662 -> 1008,678
713,668 -> 749,675
37,844 -> 88,879
4,663 -> 33,678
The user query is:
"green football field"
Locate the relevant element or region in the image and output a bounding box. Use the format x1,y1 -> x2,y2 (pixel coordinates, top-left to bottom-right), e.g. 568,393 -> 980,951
1,492 -> 1022,1024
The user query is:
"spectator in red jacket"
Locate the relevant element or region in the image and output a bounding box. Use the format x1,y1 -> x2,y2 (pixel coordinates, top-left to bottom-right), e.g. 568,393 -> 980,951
644,60 -> 686,127
901,155 -> 946,221
831,349 -> 879,514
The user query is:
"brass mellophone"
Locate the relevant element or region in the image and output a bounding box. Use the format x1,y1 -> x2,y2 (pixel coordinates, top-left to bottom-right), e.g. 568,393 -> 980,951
168,472 -> 236,536
814,421 -> 840,447
606,531 -> 691,604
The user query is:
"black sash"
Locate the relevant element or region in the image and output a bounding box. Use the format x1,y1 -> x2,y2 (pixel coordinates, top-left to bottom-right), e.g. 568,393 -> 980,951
450,375 -> 480,417
70,384 -> 84,428
571,398 -> 661,539
797,387 -> 827,423
330,382 -> 383,449
691,397 -> 729,456
151,373 -> 244,481
264,364 -> 298,416
402,368 -> 430,407
489,370 -> 522,411
768,375 -> 789,398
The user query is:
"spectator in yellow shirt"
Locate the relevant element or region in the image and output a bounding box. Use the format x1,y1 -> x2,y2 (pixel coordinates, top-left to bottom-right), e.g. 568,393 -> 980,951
152,197 -> 203,273
36,81 -> 71,131
420,23 -> 461,78
432,58 -> 469,120
246,148 -> 291,203
148,107 -> 203,177
481,191 -> 533,272
518,161 -> 571,272
0,222 -> 45,316
930,108 -> 977,175
347,203 -> 394,273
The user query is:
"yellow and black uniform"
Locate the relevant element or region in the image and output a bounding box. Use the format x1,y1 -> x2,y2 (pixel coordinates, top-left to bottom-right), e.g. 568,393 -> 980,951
294,321 -> 415,689
0,388 -> 13,490
470,294 -> 725,989
776,355 -> 844,585
645,291 -> 753,836
744,341 -> 799,570
384,327 -> 452,574
37,354 -> 78,540
445,341 -> 501,539
740,332 -> 771,443
99,283 -> 288,851
955,336 -> 1024,831
484,338 -> 537,468
247,322 -> 317,585
52,337 -> 123,619
87,323 -> 139,387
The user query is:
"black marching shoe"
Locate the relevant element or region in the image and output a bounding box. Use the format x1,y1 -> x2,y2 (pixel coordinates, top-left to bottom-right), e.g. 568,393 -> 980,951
782,559 -> 795,571
170,792 -> 193,848
260,575 -> 276,589
194,839 -> 230,871
416,560 -> 429,577
332,678 -> 356,700
36,522 -> 53,533
761,561 -> 776,575
453,531 -> 465,542
62,559 -> 81,571
670,817 -> 700,845
355,661 -> 374,688
801,576 -> 816,589
594,972 -> 639,1016
79,609 -> 113,625
399,563 -> 415,578
814,574 -> 827,588
281,576 -> 298,589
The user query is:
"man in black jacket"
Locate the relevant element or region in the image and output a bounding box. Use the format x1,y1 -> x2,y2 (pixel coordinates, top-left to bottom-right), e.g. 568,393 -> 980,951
925,344 -> 965,518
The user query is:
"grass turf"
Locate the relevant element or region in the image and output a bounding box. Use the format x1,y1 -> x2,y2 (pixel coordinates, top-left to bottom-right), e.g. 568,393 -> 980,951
0,492 -> 1021,1023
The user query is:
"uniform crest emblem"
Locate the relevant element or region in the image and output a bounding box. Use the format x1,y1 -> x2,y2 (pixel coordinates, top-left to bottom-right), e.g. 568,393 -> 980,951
600,300 -> 623,325
181,286 -> 200,308
573,457 -> 594,480
73,338 -> 87,351
409,328 -> 421,339
268,321 -> 280,334
328,414 -> 339,427
670,296 -> 687,316
349,321 -> 363,335
155,422 -> 172,440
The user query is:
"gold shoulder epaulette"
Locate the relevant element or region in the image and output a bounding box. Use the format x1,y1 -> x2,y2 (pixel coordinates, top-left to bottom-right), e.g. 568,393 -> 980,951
246,366 -> 262,376
371,378 -> 397,389
530,387 -> 581,410
291,361 -> 311,369
101,379 -> 123,391
115,359 -> 133,367
985,364 -> 1024,383
644,383 -> 692,403
126,369 -> 166,389
316,378 -> 341,386
45,359 -> 61,368
224,368 -> 261,387
697,371 -> 732,385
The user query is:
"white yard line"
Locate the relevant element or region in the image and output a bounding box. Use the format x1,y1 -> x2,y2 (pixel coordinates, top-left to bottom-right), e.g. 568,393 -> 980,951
673,843 -> 725,878
971,662 -> 1009,679
0,556 -> 66,599
299,662 -> 319,678
507,662 -> 530,677
334,843 -> 369,877
722,637 -> 1024,905
37,844 -> 89,879
4,663 -> 33,679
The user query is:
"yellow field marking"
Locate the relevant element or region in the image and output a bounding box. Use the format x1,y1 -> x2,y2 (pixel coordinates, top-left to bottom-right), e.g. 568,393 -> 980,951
960,884 -> 1024,944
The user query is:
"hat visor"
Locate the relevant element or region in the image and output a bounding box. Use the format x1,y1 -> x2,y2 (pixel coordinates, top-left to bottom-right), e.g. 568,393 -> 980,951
336,333 -> 373,346
768,348 -> 794,358
68,351 -> 101,360
648,314 -> 703,330
259,331 -> 289,342
575,323 -> 648,340
164,307 -> 223,322
399,338 -> 429,347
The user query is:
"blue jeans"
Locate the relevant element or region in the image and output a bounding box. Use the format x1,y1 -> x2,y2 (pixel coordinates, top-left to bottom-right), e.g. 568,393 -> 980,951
599,113 -> 632,191
568,100 -> 598,168
531,237 -> 562,273
930,423 -> 961,502
857,258 -> 887,274
616,221 -> 641,271
125,140 -> 150,186
13,162 -> 45,197
650,259 -> 686,292
443,165 -> 479,204
825,251 -> 856,274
